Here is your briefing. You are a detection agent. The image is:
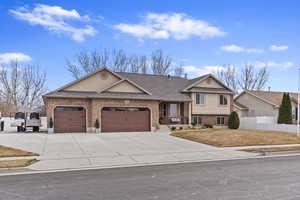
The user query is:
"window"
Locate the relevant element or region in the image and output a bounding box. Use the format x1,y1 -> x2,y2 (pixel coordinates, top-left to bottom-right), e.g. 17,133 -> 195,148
216,116 -> 225,125
192,116 -> 202,125
169,104 -> 178,117
219,95 -> 228,105
196,93 -> 205,104
55,106 -> 84,111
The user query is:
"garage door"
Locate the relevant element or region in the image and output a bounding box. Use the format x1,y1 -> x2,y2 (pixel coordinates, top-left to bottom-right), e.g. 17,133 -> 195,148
101,107 -> 150,132
54,106 -> 86,133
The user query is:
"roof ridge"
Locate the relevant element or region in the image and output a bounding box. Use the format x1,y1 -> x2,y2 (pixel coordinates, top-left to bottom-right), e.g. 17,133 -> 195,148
116,71 -> 189,79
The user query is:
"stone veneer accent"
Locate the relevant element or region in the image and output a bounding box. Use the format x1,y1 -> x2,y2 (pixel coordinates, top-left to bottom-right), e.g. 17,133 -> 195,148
45,97 -> 159,133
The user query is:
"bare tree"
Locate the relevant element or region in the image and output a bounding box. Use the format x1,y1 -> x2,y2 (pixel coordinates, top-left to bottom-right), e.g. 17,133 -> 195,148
140,56 -> 148,74
174,63 -> 184,77
215,64 -> 269,94
239,64 -> 269,91
111,49 -> 129,72
0,61 -> 47,112
67,48 -> 109,79
128,55 -> 140,73
215,65 -> 239,94
151,50 -> 172,75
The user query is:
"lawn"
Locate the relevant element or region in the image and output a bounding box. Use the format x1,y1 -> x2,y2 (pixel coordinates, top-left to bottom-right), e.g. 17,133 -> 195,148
0,159 -> 38,168
171,129 -> 300,147
0,145 -> 39,157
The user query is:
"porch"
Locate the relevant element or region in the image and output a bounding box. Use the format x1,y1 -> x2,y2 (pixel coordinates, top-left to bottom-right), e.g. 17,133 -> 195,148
159,102 -> 191,125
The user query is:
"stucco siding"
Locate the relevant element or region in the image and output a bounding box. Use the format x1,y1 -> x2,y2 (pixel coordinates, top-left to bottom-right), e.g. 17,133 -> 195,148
107,81 -> 144,93
191,93 -> 231,115
236,93 -> 277,117
195,77 -> 223,88
63,70 -> 120,92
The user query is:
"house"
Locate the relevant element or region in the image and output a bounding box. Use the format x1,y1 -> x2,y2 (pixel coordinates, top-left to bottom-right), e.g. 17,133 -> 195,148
234,90 -> 298,123
43,67 -> 234,133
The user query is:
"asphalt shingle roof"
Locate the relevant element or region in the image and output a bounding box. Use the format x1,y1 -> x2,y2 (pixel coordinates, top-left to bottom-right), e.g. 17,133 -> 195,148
44,70 -> 229,102
245,90 -> 298,106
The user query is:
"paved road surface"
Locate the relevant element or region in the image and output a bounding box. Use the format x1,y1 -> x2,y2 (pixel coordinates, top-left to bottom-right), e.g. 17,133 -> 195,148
1,156 -> 300,200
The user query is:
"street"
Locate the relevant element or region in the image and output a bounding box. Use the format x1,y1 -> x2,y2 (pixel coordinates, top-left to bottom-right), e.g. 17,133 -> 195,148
1,156 -> 300,200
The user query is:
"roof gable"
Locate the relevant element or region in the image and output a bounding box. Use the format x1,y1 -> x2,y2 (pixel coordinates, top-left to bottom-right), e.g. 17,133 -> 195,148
101,79 -> 150,94
236,90 -> 298,107
59,68 -> 122,92
183,74 -> 233,93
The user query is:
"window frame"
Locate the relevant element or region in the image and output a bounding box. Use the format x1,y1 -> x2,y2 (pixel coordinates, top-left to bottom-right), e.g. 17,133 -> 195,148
192,116 -> 202,125
219,95 -> 228,105
216,116 -> 225,125
196,93 -> 205,105
169,103 -> 178,117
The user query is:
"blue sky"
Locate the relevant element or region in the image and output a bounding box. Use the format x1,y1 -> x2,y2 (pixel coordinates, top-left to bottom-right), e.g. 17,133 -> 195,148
0,0 -> 299,92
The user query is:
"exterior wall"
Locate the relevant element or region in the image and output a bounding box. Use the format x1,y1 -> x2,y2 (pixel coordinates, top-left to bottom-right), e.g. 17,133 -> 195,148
63,70 -> 120,92
192,114 -> 229,126
195,78 -> 223,88
235,93 -> 278,117
107,81 -> 144,93
191,93 -> 232,115
45,97 -> 159,133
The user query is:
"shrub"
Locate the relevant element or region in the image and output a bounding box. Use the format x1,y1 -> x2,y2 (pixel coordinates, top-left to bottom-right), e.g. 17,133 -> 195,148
278,93 -> 293,124
171,126 -> 176,131
95,119 -> 100,129
203,124 -> 213,129
228,111 -> 240,129
49,117 -> 53,128
179,126 -> 183,130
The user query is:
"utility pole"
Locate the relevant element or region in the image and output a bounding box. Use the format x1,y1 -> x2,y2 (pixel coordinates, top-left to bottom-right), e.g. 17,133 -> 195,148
297,68 -> 300,137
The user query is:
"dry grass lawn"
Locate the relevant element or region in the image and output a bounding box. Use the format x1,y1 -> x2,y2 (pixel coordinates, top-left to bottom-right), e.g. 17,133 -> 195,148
242,146 -> 300,152
171,129 -> 300,147
0,145 -> 39,157
0,159 -> 38,168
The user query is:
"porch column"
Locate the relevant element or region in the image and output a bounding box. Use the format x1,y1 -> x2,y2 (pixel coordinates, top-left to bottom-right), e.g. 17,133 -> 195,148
188,102 -> 192,125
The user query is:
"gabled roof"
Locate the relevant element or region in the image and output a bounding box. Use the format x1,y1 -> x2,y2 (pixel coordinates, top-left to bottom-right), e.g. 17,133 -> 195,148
182,74 -> 233,93
44,67 -> 233,102
235,90 -> 298,107
54,67 -> 124,92
116,72 -> 192,101
233,101 -> 248,110
98,79 -> 152,95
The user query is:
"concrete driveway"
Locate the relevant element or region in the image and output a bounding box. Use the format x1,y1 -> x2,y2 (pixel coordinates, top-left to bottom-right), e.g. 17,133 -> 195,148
0,132 -> 254,171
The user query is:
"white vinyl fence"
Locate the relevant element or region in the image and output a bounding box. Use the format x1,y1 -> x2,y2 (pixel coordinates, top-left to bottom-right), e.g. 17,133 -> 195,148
240,116 -> 298,133
0,117 -> 47,132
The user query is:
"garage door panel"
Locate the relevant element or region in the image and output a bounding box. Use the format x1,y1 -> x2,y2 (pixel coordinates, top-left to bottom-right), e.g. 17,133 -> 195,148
101,109 -> 150,132
54,109 -> 86,133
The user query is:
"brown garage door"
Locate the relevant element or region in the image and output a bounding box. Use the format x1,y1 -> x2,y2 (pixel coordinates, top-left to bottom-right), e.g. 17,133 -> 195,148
101,107 -> 150,132
54,107 -> 86,133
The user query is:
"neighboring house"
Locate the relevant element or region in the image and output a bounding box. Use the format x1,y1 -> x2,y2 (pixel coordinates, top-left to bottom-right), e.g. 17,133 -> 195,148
234,90 -> 298,123
43,67 -> 233,133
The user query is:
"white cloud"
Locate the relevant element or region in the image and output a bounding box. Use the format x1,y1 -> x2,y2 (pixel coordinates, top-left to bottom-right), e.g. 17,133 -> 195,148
220,45 -> 264,53
10,4 -> 96,42
220,45 -> 244,53
115,13 -> 225,40
269,45 -> 288,51
183,65 -> 225,78
0,53 -> 32,64
253,61 -> 294,69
